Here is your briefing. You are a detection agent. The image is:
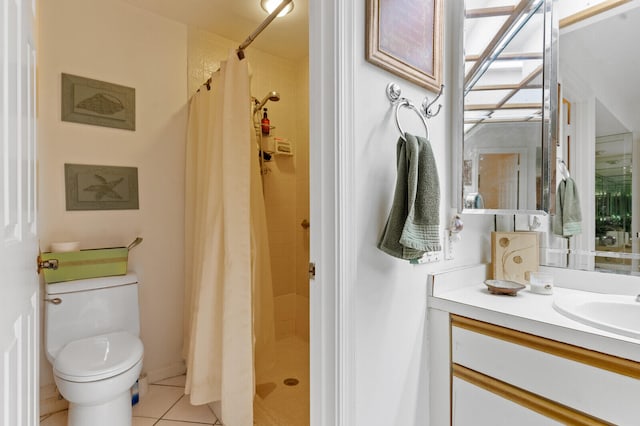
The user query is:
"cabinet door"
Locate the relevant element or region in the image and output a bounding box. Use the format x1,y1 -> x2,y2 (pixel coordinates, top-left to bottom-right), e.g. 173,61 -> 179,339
453,377 -> 562,426
451,315 -> 639,424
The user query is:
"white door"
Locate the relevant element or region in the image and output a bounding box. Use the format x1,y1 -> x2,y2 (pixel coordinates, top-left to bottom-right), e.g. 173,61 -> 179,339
1,0 -> 39,425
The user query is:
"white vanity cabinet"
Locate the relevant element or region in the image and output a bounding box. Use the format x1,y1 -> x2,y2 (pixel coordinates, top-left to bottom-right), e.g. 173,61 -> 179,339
449,314 -> 640,426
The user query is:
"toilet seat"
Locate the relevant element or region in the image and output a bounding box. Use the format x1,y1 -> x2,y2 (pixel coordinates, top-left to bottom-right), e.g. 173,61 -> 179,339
54,331 -> 144,383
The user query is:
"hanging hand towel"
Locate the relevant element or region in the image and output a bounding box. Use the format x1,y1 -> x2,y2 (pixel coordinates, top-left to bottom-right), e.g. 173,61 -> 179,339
553,177 -> 582,237
378,133 -> 441,261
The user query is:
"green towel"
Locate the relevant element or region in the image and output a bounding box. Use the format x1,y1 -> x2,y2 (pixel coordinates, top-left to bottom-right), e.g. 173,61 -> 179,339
378,133 -> 441,261
553,177 -> 582,237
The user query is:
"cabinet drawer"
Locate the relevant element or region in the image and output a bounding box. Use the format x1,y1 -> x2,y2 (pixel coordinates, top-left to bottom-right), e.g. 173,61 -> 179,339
452,376 -> 563,426
451,315 -> 640,425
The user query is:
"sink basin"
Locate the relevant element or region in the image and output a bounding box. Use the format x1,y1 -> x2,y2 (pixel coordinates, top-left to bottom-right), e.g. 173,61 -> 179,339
553,291 -> 640,339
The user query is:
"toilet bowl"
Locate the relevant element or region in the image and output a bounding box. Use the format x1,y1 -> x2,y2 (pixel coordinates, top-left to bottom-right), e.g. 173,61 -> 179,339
45,274 -> 144,426
54,331 -> 144,426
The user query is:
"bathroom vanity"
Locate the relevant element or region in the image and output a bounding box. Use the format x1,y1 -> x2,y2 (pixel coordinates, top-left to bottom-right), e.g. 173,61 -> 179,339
427,265 -> 640,426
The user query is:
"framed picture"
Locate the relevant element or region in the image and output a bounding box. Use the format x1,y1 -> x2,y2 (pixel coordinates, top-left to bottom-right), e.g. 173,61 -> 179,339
366,0 -> 443,92
61,73 -> 135,131
491,231 -> 539,284
65,164 -> 139,211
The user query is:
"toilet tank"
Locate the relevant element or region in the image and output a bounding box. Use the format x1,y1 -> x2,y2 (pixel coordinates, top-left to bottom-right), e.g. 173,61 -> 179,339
45,273 -> 140,362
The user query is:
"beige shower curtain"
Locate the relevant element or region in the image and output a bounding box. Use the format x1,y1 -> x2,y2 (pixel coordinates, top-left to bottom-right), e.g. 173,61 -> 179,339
183,49 -> 276,426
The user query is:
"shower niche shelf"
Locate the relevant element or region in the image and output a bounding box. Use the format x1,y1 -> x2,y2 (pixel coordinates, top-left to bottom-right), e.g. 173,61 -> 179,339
273,137 -> 294,156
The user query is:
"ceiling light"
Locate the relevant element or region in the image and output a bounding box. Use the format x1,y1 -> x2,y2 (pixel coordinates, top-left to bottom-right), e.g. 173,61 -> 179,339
261,0 -> 294,17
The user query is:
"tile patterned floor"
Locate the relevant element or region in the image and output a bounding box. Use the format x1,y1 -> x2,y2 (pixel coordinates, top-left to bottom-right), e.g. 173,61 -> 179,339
40,374 -> 221,426
40,336 -> 309,426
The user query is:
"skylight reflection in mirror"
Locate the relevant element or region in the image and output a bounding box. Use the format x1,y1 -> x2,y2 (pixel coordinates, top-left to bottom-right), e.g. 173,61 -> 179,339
464,0 -> 545,126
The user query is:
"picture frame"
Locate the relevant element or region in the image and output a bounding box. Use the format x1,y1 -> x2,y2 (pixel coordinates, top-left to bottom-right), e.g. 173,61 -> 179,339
491,231 -> 539,284
65,163 -> 139,211
366,0 -> 443,92
61,73 -> 135,131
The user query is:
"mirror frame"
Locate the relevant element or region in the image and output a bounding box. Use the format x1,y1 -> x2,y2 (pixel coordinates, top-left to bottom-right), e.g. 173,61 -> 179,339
452,0 -> 559,215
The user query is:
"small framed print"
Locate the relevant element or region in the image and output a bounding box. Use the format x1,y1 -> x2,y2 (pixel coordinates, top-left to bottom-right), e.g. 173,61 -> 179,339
61,73 -> 135,131
65,163 -> 139,211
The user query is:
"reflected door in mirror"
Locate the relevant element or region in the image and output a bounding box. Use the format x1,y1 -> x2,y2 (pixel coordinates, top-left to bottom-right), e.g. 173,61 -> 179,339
479,153 -> 519,209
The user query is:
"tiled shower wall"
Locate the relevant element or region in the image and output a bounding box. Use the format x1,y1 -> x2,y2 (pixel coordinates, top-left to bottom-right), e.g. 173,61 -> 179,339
187,29 -> 309,341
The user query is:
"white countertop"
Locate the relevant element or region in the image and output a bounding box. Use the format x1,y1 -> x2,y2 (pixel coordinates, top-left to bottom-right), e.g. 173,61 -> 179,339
428,278 -> 640,363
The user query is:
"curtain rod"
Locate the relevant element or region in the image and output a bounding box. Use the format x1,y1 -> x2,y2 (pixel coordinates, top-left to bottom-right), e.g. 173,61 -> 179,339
237,0 -> 293,60
202,0 -> 293,90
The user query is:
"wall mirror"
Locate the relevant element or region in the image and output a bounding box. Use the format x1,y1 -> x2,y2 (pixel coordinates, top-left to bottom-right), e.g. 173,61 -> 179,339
542,1 -> 640,275
454,0 -> 557,214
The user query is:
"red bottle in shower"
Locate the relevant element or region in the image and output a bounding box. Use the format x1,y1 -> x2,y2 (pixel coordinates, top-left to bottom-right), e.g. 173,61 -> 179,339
261,108 -> 270,135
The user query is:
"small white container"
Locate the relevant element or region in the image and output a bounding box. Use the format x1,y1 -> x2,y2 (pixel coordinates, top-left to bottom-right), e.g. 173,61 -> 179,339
529,271 -> 554,295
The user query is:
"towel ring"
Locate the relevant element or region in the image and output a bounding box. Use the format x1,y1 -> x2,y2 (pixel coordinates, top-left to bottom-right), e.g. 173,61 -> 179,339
394,99 -> 430,141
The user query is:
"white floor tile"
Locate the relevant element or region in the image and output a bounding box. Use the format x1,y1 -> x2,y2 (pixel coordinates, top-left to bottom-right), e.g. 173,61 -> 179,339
156,420 -> 215,425
40,411 -> 67,426
164,395 -> 218,423
41,338 -> 307,426
208,401 -> 222,420
155,374 -> 186,387
132,417 -> 157,426
132,384 -> 184,419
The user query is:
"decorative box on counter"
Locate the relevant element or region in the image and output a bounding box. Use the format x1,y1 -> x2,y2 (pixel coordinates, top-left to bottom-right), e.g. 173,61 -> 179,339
39,237 -> 142,284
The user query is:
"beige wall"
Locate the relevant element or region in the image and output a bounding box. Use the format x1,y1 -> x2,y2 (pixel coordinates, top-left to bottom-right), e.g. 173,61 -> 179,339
38,0 -> 309,393
38,0 -> 188,386
188,30 -> 310,341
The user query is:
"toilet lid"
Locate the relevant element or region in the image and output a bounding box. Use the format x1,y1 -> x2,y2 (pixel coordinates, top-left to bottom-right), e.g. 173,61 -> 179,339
54,331 -> 144,382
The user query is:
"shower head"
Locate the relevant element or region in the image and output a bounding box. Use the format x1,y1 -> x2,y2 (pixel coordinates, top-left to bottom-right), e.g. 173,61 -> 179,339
254,91 -> 281,112
266,91 -> 281,102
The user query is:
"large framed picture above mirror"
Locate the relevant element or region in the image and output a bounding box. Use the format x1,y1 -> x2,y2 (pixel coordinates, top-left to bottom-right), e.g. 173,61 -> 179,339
453,0 -> 557,214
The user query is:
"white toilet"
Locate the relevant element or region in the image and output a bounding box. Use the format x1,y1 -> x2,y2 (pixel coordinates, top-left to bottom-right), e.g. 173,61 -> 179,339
45,273 -> 144,426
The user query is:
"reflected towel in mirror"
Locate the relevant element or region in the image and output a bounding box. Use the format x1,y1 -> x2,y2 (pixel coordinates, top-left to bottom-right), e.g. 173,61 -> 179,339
553,177 -> 582,237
